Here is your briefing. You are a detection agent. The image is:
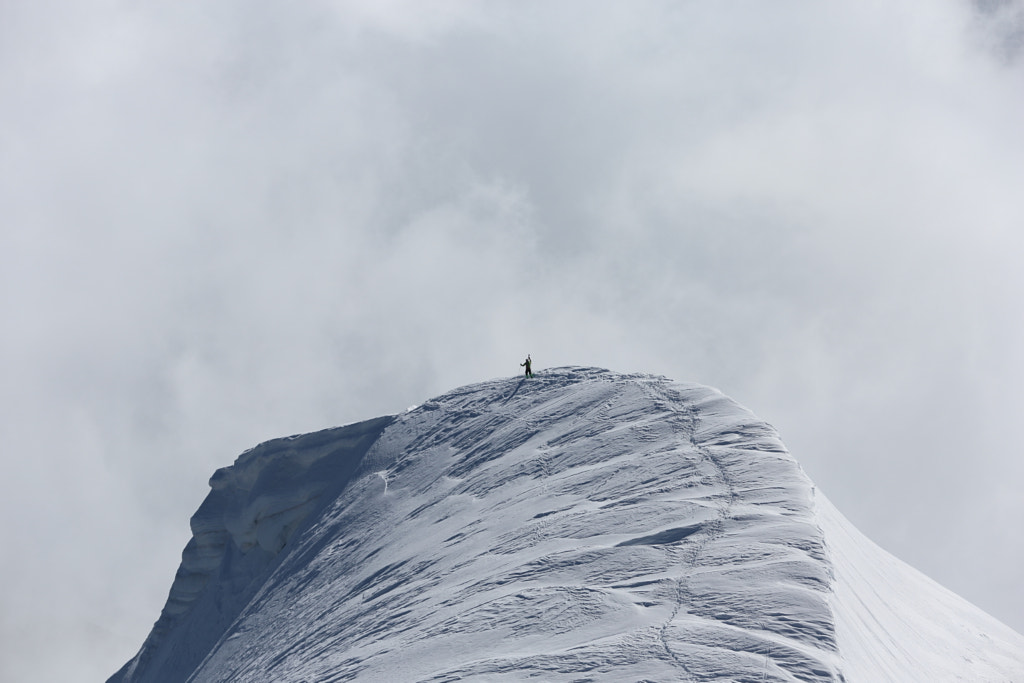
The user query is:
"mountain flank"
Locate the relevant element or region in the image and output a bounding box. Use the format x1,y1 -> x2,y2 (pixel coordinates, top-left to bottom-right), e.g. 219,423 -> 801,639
110,367 -> 1024,682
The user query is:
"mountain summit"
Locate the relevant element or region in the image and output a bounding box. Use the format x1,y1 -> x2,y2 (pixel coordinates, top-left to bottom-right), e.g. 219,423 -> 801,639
110,368 -> 1024,682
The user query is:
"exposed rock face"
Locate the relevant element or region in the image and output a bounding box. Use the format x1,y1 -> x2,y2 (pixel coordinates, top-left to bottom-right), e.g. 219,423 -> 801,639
110,368 -> 1024,682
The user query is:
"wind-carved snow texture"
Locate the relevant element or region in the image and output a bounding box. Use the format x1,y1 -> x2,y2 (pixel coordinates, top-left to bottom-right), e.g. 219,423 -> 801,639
109,368 -> 1024,682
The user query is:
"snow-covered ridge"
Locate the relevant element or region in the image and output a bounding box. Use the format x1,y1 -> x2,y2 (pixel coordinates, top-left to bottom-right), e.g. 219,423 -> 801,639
113,415 -> 393,681
110,367 -> 1024,682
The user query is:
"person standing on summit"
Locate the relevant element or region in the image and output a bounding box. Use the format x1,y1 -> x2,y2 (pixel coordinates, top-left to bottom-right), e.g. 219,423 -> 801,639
520,354 -> 533,378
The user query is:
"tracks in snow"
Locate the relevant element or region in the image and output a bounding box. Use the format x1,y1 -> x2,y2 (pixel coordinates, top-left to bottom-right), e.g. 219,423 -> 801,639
642,381 -> 740,680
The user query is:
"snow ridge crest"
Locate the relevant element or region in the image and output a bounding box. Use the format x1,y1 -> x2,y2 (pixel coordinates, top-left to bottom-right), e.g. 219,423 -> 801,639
109,367 -> 1024,682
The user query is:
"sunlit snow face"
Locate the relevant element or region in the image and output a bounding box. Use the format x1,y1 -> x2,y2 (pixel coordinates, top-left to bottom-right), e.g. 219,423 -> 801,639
1,1 -> 1024,680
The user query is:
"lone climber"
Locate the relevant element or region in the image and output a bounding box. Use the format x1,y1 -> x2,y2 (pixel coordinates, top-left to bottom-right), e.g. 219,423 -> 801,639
520,354 -> 533,378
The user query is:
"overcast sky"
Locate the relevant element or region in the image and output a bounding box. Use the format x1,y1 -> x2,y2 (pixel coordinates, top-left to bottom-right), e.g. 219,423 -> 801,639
3,1 -> 1023,680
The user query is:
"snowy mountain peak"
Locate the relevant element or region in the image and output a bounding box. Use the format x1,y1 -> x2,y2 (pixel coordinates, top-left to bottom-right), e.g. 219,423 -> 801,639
110,367 -> 1024,682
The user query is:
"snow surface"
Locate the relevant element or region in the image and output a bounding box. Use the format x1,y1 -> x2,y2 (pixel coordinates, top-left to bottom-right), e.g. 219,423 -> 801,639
109,367 -> 1024,682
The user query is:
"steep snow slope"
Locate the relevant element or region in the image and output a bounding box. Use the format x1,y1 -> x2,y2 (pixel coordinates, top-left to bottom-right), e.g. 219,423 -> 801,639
818,495 -> 1024,681
110,368 -> 1024,682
